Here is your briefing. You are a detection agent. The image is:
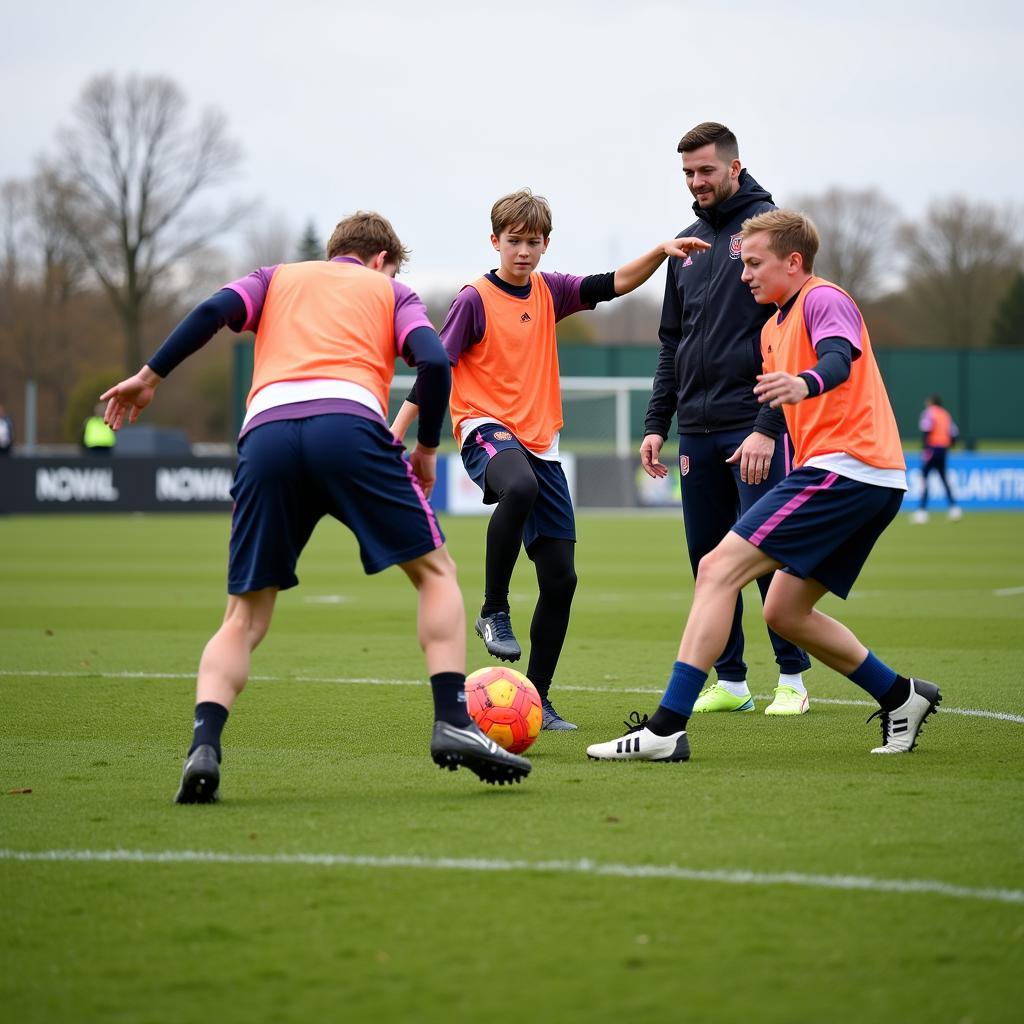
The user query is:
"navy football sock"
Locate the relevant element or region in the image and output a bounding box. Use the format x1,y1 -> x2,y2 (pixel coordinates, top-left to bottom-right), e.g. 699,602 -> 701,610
431,672 -> 471,727
646,661 -> 707,736
848,651 -> 899,703
189,701 -> 229,760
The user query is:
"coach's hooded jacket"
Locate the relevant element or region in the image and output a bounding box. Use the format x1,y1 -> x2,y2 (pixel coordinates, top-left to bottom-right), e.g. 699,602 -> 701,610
644,169 -> 785,439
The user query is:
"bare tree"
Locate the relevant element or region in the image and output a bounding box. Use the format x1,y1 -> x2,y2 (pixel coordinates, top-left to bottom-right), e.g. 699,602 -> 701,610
899,199 -> 1023,348
0,175 -> 88,405
52,73 -> 246,372
788,187 -> 901,302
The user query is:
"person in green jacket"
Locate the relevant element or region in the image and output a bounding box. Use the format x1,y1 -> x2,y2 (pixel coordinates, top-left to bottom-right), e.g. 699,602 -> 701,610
82,403 -> 116,454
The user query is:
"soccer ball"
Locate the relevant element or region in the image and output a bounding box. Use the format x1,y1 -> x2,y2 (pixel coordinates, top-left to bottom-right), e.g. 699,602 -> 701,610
465,667 -> 542,754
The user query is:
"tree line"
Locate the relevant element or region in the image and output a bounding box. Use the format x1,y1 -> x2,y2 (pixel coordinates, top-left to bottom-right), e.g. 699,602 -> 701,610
2,73 -> 1022,445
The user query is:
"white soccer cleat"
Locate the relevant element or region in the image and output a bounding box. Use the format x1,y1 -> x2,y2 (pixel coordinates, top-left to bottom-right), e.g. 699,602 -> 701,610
948,506 -> 963,521
909,510 -> 928,524
587,714 -> 690,762
868,678 -> 942,754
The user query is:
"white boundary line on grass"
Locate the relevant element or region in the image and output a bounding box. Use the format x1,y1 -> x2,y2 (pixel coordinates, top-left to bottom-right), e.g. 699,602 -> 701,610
2,669 -> 1023,725
1,847 -> 1021,907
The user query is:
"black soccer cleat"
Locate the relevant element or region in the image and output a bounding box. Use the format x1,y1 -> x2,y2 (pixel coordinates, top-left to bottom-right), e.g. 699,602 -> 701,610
540,696 -> 577,731
475,612 -> 522,662
430,720 -> 532,785
174,744 -> 221,804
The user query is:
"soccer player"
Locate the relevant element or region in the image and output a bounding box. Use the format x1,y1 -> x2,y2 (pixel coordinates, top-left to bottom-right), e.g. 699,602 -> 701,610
911,395 -> 962,523
391,189 -> 708,730
587,209 -> 942,762
642,122 -> 812,717
99,211 -> 532,802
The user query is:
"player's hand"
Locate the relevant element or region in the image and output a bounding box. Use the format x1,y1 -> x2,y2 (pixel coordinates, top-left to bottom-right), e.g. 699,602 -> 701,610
99,367 -> 162,430
662,237 -> 711,259
754,372 -> 809,409
726,431 -> 776,485
640,433 -> 668,479
410,444 -> 437,499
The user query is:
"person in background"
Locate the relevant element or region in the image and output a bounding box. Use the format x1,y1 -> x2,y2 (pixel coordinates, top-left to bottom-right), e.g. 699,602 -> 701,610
0,402 -> 13,455
911,395 -> 962,523
82,402 -> 116,454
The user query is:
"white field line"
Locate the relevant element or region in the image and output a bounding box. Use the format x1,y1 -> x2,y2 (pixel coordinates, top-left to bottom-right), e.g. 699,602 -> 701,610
993,586 -> 1024,597
0,847 -> 1020,907
2,670 -> 1022,725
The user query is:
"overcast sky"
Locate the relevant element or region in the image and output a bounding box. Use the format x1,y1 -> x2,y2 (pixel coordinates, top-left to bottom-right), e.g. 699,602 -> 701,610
2,0 -> 1022,300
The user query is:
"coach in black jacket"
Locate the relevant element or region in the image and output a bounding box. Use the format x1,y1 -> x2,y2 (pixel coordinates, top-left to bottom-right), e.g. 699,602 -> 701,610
641,122 -> 812,716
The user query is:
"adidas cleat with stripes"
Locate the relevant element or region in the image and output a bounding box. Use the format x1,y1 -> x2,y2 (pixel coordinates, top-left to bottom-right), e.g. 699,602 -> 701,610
430,720 -> 532,785
868,678 -> 942,754
174,744 -> 221,804
475,612 -> 522,662
586,713 -> 690,763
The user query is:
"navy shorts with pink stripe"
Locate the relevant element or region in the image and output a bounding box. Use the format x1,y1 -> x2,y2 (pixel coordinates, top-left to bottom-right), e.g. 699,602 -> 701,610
460,423 -> 575,551
228,414 -> 443,592
732,468 -> 903,599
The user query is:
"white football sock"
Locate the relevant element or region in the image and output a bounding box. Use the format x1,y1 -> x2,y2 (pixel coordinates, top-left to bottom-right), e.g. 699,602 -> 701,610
718,679 -> 750,698
778,673 -> 806,696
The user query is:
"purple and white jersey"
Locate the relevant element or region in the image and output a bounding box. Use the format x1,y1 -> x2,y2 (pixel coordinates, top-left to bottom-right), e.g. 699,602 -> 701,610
800,287 -> 905,491
225,256 -> 433,352
228,257 -> 434,436
803,286 -> 864,355
439,271 -> 592,363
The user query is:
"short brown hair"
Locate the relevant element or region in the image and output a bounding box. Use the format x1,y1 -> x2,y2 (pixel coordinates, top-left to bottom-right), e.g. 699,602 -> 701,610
490,189 -> 552,238
677,121 -> 739,162
741,209 -> 820,272
326,211 -> 410,268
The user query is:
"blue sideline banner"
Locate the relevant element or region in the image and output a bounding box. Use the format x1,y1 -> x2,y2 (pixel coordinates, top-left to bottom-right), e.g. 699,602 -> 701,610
634,452 -> 1024,511
902,452 -> 1024,511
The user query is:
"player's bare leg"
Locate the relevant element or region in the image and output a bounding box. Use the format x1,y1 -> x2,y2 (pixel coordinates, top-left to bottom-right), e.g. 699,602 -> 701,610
400,545 -> 465,676
676,534 -> 782,669
197,589 -> 278,708
176,588 -> 277,804
589,534 -> 777,762
762,573 -> 941,753
762,575 -> 867,674
402,546 -> 531,785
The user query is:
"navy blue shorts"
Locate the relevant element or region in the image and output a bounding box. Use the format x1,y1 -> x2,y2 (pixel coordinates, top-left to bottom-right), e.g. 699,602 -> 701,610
732,468 -> 904,599
228,414 -> 444,593
460,423 -> 575,553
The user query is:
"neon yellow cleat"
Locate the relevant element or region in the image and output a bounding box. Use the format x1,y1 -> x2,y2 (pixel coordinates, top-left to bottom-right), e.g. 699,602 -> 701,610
693,683 -> 755,713
764,685 -> 809,716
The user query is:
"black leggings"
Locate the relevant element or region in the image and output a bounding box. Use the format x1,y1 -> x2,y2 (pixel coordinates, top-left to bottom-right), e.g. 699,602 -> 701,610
481,449 -> 577,694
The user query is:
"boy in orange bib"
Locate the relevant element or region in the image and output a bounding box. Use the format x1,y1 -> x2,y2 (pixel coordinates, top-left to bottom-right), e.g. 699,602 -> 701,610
393,189 -> 707,729
589,210 -> 942,762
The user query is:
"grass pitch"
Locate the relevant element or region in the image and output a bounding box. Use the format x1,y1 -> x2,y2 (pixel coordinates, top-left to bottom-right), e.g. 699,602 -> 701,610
1,510 -> 1022,1023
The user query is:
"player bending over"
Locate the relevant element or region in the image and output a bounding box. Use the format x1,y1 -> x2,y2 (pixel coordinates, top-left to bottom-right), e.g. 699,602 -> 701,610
100,212 -> 532,802
391,189 -> 709,731
587,209 -> 941,762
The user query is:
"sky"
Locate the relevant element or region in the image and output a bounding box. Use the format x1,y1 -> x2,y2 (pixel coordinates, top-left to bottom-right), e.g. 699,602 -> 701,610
2,0 -> 1023,301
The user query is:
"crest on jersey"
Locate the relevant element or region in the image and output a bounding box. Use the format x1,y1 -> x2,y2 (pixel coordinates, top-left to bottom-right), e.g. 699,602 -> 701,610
679,455 -> 690,475
728,233 -> 743,260
493,430 -> 514,441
